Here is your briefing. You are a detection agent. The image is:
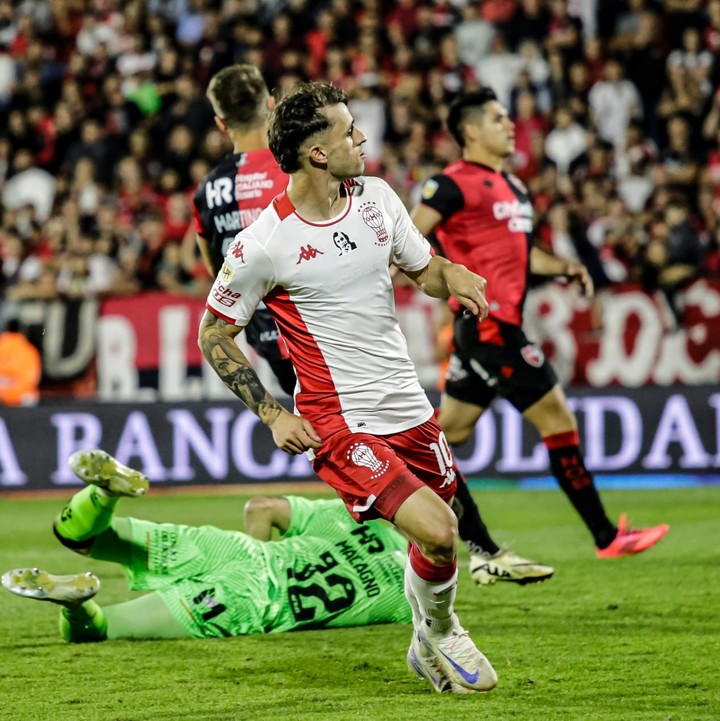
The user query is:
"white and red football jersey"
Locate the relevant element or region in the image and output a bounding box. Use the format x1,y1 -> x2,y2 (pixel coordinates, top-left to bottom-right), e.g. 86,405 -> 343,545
205,176 -> 435,436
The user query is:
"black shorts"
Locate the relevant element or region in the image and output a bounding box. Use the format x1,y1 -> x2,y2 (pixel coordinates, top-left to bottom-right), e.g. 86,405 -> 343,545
444,314 -> 558,413
245,308 -> 296,396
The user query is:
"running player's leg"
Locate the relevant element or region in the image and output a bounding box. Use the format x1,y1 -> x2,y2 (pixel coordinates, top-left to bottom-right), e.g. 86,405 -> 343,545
311,427 -> 494,693
394,486 -> 497,692
441,355 -> 554,585
474,321 -> 668,557
523,383 -> 669,557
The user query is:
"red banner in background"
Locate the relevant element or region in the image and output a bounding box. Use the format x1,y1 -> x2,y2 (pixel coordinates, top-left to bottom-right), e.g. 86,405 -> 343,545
100,292 -> 206,370
95,281 -> 720,402
525,278 -> 720,386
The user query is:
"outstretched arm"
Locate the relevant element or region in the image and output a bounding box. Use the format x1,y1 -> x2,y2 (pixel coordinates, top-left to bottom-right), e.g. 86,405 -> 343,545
198,311 -> 321,454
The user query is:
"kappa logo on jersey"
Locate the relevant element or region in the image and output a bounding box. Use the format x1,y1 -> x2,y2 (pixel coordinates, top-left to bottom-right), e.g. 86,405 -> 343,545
212,283 -> 242,307
220,263 -> 234,283
358,201 -> 389,245
229,240 -> 245,263
296,245 -> 324,264
421,179 -> 439,200
333,231 -> 357,255
347,442 -> 389,480
521,344 -> 545,368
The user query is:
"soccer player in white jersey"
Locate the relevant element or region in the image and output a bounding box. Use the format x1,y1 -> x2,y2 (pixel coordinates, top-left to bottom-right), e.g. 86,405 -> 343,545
199,82 -> 497,694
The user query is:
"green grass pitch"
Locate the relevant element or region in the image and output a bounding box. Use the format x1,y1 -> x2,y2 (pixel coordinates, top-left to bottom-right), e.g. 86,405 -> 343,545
0,486 -> 718,721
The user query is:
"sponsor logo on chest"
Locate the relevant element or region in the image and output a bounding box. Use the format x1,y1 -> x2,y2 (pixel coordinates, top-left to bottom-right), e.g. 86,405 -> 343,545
491,199 -> 533,233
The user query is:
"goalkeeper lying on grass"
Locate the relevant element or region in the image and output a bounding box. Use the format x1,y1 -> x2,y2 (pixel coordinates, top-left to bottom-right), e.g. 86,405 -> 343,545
2,450 -> 413,642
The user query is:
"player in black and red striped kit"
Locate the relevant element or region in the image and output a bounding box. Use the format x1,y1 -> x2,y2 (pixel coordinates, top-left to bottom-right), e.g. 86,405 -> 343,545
412,89 -> 669,578
193,64 -> 295,395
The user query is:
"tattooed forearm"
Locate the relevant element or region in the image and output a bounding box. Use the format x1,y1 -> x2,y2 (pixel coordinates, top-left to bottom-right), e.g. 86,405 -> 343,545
199,314 -> 284,425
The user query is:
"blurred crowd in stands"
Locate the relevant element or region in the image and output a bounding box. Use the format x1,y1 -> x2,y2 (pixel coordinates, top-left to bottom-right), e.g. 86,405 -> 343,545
1,0 -> 720,327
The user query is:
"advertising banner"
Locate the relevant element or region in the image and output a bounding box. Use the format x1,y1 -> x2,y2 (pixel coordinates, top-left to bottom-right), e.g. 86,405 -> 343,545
2,387 -> 718,491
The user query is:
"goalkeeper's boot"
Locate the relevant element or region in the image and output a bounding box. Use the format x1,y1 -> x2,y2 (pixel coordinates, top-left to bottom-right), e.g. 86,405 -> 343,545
470,549 -> 555,586
2,568 -> 99,607
596,514 -> 669,558
418,619 -> 497,692
69,449 -> 149,497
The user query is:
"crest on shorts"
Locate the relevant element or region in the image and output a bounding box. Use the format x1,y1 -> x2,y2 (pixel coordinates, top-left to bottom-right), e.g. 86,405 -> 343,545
521,344 -> 544,368
347,442 -> 389,480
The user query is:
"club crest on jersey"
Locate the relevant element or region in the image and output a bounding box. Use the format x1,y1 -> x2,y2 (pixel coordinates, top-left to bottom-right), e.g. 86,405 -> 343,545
358,201 -> 389,246
333,231 -> 357,255
521,344 -> 545,368
220,262 -> 234,283
296,244 -> 324,264
347,442 -> 389,479
421,179 -> 439,200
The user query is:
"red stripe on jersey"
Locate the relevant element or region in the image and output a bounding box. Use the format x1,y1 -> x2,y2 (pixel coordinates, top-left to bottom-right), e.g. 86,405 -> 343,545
205,303 -> 236,325
263,285 -> 348,435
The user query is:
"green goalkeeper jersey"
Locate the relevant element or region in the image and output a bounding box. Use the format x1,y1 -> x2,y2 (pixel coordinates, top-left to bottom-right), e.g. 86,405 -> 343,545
128,497 -> 411,638
266,496 -> 411,633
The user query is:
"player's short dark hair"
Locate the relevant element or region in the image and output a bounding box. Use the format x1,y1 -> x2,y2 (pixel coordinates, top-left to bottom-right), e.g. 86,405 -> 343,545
446,88 -> 498,148
268,82 -> 348,173
207,64 -> 269,131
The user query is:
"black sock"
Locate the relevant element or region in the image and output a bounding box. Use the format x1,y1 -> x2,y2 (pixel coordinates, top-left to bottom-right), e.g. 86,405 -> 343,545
453,469 -> 500,555
545,432 -> 617,548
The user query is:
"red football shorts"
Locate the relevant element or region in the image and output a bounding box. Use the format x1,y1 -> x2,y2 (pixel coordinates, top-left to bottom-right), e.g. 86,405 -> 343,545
311,417 -> 457,522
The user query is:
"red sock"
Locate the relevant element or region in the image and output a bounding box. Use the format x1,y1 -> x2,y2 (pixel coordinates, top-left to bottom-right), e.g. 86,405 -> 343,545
408,543 -> 456,583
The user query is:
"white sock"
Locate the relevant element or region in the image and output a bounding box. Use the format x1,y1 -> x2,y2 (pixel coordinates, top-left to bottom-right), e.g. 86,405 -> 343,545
403,562 -> 423,628
406,562 -> 458,635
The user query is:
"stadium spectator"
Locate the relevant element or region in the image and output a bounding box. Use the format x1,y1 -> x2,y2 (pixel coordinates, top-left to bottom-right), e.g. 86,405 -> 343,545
545,104 -> 588,176
199,82 -> 497,694
588,57 -> 643,146
644,197 -> 704,326
0,0 -> 718,384
0,319 -> 41,406
410,89 -> 669,560
1,147 -> 55,221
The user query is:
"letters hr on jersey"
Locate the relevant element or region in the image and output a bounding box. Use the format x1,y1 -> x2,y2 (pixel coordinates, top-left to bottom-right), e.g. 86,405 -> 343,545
1,392 -> 719,487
